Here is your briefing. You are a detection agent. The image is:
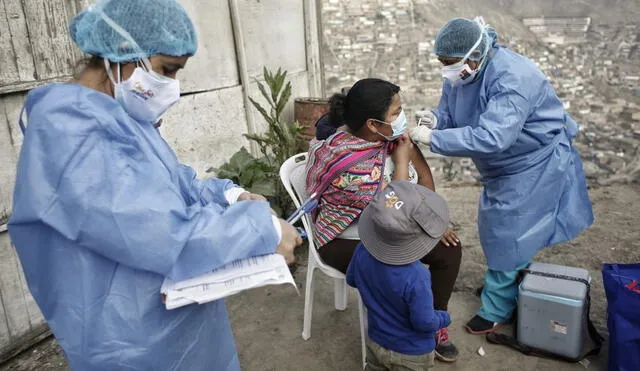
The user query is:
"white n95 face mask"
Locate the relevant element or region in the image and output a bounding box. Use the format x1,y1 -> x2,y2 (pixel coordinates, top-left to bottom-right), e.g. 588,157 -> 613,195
441,19 -> 487,87
442,62 -> 478,87
376,109 -> 408,141
106,60 -> 181,124
97,8 -> 181,125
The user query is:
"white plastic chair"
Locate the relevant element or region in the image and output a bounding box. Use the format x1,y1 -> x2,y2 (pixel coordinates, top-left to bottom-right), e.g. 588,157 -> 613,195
279,153 -> 367,370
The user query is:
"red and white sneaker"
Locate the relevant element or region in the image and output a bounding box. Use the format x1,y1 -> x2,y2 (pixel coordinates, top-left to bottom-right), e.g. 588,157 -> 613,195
435,327 -> 459,363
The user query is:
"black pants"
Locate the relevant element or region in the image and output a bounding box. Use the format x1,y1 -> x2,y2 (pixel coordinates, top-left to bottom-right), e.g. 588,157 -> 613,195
318,239 -> 462,311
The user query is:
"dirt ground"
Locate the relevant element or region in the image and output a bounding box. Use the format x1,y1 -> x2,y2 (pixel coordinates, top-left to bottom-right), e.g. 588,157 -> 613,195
1,183 -> 638,371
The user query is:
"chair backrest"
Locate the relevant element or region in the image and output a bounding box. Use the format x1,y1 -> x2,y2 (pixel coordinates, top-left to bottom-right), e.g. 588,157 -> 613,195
279,153 -> 315,252
280,153 -> 342,274
279,153 -> 309,210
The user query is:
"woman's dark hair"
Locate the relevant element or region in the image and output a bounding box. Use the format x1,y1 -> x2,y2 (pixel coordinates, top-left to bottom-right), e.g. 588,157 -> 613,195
74,55 -> 109,81
328,78 -> 400,132
75,55 -> 103,72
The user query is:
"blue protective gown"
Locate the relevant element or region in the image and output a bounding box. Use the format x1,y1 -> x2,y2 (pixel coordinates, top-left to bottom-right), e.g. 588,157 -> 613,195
431,46 -> 594,271
8,84 -> 280,370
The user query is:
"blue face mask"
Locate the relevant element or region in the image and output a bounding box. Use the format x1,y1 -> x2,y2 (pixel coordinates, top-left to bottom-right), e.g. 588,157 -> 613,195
375,109 -> 408,141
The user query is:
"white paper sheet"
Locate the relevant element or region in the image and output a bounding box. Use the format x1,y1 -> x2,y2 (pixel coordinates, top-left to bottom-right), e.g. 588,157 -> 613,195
161,254 -> 297,310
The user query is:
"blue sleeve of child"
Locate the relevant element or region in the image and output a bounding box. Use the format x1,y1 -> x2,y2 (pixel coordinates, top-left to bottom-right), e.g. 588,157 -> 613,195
346,257 -> 356,288
406,272 -> 450,332
436,310 -> 451,328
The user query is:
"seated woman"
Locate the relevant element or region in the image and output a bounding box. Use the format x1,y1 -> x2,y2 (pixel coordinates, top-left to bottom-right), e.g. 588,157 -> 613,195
305,78 -> 462,363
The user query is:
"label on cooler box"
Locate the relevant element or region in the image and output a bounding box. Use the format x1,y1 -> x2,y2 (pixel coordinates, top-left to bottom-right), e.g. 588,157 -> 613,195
551,320 -> 568,335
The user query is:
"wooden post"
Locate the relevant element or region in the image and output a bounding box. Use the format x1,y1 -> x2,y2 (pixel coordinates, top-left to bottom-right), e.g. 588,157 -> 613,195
228,0 -> 260,156
303,0 -> 325,98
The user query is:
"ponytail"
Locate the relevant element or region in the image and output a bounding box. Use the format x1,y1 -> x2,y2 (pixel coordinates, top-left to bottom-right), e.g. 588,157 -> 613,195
328,93 -> 347,128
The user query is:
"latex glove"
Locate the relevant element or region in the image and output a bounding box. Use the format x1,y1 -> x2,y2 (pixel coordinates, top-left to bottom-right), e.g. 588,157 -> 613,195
276,219 -> 303,265
416,109 -> 438,129
237,192 -> 267,202
410,125 -> 433,145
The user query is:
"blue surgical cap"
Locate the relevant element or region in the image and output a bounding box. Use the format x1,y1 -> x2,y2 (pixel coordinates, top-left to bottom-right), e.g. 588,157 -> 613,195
434,18 -> 491,61
70,0 -> 198,63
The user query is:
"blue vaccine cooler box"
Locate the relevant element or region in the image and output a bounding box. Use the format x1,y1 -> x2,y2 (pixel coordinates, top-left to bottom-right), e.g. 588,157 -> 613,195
517,262 -> 591,359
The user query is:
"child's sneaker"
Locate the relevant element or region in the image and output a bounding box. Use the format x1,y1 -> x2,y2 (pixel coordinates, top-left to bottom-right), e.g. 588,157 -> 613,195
435,327 -> 458,362
465,315 -> 502,334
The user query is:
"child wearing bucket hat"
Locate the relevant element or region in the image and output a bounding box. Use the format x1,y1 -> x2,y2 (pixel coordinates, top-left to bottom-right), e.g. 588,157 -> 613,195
346,181 -> 452,370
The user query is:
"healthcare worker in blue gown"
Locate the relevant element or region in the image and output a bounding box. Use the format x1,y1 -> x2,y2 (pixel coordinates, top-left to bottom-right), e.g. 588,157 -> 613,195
410,17 -> 594,334
7,0 -> 302,370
